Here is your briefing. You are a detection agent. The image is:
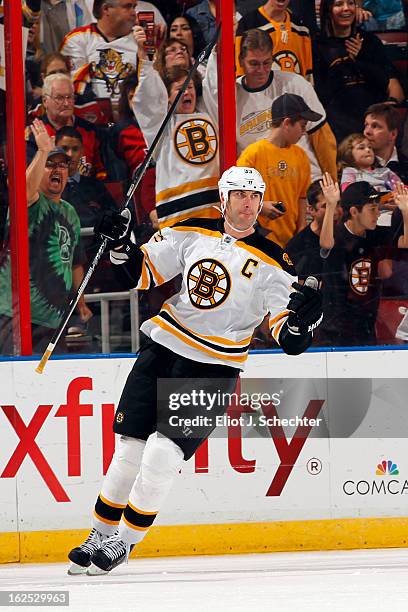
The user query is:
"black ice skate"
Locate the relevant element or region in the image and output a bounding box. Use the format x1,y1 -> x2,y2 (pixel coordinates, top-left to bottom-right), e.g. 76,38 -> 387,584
67,528 -> 109,575
87,533 -> 134,575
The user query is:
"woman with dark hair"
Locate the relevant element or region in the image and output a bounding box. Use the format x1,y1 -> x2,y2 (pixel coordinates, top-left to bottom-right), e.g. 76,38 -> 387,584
168,12 -> 206,58
314,0 -> 404,143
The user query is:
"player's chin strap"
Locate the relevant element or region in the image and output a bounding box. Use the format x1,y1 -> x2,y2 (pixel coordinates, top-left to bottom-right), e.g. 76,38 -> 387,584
220,196 -> 263,234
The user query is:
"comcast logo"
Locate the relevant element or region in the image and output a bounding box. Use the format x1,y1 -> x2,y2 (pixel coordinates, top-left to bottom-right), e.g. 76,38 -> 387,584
376,460 -> 399,476
342,459 -> 406,496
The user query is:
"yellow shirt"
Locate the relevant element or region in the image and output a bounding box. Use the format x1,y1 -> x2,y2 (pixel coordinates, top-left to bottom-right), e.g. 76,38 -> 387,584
237,139 -> 311,247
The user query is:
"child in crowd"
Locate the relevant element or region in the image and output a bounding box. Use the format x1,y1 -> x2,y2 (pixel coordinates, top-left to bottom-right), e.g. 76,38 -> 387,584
338,133 -> 402,225
338,133 -> 401,193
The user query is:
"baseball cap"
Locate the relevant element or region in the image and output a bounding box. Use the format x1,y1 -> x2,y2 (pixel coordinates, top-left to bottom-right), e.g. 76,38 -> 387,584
271,93 -> 322,123
341,181 -> 381,208
47,147 -> 70,161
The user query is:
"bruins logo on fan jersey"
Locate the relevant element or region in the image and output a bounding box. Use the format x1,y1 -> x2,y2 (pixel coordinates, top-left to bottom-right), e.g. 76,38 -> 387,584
174,118 -> 218,165
350,258 -> 371,295
272,50 -> 301,74
188,259 -> 231,309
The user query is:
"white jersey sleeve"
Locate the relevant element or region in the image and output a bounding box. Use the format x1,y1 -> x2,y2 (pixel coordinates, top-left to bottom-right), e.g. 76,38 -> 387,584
60,25 -> 90,73
201,48 -> 219,126
132,59 -> 168,150
136,227 -> 186,290
263,265 -> 294,345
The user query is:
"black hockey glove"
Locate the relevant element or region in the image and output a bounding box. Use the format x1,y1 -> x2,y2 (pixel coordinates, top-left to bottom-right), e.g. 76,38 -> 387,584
286,277 -> 323,335
94,209 -> 132,249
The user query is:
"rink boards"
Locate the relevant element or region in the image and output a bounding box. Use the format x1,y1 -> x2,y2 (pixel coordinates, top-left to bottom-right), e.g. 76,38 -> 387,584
1,349 -> 408,563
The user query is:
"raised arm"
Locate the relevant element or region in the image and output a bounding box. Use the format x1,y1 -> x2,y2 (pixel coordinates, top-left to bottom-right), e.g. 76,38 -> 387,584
131,26 -> 169,149
94,210 -> 184,290
319,172 -> 340,251
26,119 -> 55,206
394,183 -> 408,249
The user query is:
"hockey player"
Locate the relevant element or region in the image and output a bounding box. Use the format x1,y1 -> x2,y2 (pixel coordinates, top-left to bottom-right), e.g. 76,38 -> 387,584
67,166 -> 323,575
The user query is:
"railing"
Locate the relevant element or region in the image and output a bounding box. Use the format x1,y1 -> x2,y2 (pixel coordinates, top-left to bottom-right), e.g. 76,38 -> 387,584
84,290 -> 139,353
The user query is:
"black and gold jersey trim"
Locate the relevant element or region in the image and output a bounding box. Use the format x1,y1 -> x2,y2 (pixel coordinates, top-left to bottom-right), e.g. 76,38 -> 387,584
157,309 -> 251,355
238,232 -> 297,275
157,189 -> 220,220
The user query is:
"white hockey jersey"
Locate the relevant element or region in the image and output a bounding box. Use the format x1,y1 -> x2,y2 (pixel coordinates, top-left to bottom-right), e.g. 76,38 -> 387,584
204,50 -> 327,180
132,60 -> 221,228
136,218 -> 297,369
60,23 -> 138,103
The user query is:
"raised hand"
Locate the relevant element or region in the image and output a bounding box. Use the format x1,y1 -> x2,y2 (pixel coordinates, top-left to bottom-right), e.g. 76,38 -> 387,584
30,119 -> 55,153
393,183 -> 408,214
319,172 -> 340,208
133,25 -> 148,60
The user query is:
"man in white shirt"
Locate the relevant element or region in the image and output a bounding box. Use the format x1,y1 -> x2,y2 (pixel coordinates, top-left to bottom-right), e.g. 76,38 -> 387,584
60,0 -> 139,106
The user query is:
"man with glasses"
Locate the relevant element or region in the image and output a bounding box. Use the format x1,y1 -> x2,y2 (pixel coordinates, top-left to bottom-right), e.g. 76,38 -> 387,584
26,73 -> 105,178
205,28 -> 337,182
0,119 -> 92,355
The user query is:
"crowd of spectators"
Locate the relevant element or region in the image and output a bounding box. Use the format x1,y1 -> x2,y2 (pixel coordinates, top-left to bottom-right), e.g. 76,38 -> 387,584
0,0 -> 408,354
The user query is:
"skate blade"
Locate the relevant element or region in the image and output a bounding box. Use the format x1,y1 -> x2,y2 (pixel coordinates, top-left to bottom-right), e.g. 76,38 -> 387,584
67,562 -> 89,575
86,563 -> 110,576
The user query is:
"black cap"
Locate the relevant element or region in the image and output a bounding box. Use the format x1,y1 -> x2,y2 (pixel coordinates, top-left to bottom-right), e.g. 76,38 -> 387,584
271,93 -> 322,123
341,181 -> 381,208
47,147 -> 70,161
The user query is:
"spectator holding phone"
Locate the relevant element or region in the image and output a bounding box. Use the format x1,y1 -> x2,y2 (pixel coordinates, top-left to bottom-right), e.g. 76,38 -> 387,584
60,0 -> 142,112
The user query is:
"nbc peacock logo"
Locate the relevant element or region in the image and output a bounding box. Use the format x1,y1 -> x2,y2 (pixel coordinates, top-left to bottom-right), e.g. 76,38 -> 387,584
376,460 -> 399,476
343,458 -> 407,496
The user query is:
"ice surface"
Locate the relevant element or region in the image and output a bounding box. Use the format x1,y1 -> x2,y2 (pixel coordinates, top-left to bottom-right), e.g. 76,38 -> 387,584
1,548 -> 408,612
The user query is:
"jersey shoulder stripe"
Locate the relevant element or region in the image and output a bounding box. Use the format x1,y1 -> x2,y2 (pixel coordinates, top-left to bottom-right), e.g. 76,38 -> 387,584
239,232 -> 297,275
171,217 -> 223,233
157,188 -> 219,220
62,23 -> 98,42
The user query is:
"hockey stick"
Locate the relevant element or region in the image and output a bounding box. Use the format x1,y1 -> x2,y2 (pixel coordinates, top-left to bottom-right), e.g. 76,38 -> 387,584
35,26 -> 220,374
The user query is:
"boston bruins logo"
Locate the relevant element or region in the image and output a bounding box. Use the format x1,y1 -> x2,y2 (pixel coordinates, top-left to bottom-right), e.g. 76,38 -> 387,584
174,118 -> 218,165
272,51 -> 301,74
350,258 -> 371,295
283,252 -> 293,266
188,259 -> 231,309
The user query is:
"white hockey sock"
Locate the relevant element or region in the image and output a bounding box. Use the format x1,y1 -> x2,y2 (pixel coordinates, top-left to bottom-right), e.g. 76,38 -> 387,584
118,432 -> 184,545
92,435 -> 146,536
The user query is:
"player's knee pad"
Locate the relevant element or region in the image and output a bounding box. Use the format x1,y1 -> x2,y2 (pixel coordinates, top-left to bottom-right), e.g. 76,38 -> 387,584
141,432 -> 184,483
129,432 -> 184,511
116,435 -> 146,468
101,435 -> 146,505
